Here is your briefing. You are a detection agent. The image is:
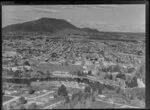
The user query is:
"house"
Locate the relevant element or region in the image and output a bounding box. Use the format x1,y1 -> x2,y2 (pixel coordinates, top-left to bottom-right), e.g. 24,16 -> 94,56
137,78 -> 145,88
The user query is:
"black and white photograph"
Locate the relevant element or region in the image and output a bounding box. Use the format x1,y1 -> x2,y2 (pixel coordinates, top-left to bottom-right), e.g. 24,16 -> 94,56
2,4 -> 146,109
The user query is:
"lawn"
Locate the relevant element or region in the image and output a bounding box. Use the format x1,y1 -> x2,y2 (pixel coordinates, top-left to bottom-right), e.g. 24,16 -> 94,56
3,96 -> 14,102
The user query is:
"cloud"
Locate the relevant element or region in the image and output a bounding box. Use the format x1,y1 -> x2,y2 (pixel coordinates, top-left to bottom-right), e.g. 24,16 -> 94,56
31,7 -> 59,13
72,20 -> 145,32
57,5 -> 119,10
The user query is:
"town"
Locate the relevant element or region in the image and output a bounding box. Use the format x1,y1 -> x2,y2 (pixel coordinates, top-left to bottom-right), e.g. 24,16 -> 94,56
2,30 -> 145,109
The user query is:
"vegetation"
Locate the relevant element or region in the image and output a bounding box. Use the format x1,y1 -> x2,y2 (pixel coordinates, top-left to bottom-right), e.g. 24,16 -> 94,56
116,73 -> 126,80
125,77 -> 138,88
19,104 -> 26,110
28,88 -> 35,94
28,103 -> 38,109
19,96 -> 27,104
24,61 -> 30,66
58,84 -> 68,97
84,86 -> 91,93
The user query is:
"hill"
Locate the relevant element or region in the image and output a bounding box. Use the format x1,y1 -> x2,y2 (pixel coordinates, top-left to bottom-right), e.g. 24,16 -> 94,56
2,17 -> 100,35
2,17 -> 79,33
2,17 -> 145,41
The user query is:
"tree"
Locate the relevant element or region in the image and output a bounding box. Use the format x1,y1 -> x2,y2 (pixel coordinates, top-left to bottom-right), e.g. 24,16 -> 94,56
116,73 -> 126,80
19,104 -> 26,110
88,70 -> 92,75
127,67 -> 135,73
28,88 -> 35,94
28,103 -> 37,109
58,84 -> 68,97
24,61 -> 30,66
125,77 -> 138,88
65,95 -> 70,103
54,93 -> 58,99
19,96 -> 27,104
84,86 -> 91,93
13,70 -> 22,79
77,70 -> 82,76
116,87 -> 121,94
46,70 -> 52,77
51,53 -> 57,58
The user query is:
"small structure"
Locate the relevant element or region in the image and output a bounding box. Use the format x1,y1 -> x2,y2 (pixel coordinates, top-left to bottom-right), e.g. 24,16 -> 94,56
137,78 -> 145,88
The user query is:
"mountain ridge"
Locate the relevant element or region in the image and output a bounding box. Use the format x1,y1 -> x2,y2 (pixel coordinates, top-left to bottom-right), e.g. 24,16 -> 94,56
2,17 -> 100,34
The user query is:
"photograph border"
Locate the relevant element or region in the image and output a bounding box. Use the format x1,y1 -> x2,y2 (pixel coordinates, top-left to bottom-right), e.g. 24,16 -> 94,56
0,0 -> 149,109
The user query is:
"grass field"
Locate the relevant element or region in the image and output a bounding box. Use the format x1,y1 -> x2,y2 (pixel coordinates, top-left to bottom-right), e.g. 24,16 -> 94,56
53,100 -> 120,109
3,96 -> 14,102
91,101 -> 119,108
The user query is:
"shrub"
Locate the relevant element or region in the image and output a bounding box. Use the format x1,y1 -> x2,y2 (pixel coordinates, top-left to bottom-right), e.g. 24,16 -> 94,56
125,77 -> 138,88
98,87 -> 102,94
84,86 -> 91,93
54,93 -> 58,99
65,95 -> 70,103
19,96 -> 27,104
116,73 -> 126,80
58,84 -> 68,97
104,73 -> 113,80
88,70 -> 92,75
116,87 -> 121,94
19,104 -> 26,110
28,103 -> 37,109
24,61 -> 30,66
127,67 -> 135,73
28,88 -> 35,94
2,91 -> 5,95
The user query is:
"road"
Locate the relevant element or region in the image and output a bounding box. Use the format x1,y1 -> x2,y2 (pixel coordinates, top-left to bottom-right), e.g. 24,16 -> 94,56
26,91 -> 55,100
3,91 -> 55,106
3,95 -> 18,98
96,97 -> 140,108
3,96 -> 20,106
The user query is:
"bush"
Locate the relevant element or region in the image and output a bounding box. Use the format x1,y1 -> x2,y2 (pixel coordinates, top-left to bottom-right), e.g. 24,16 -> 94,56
116,87 -> 121,94
116,73 -> 126,80
77,70 -> 82,76
84,86 -> 91,93
65,95 -> 70,103
127,67 -> 135,73
24,61 -> 30,66
28,88 -> 35,94
2,91 -> 5,95
58,84 -> 68,97
28,103 -> 37,109
19,97 -> 27,104
98,87 -> 102,94
125,77 -> 138,88
54,94 -> 58,99
88,70 -> 92,75
19,104 -> 26,110
104,73 -> 113,80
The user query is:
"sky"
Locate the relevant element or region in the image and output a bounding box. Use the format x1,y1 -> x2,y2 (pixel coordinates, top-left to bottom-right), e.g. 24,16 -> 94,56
2,5 -> 145,32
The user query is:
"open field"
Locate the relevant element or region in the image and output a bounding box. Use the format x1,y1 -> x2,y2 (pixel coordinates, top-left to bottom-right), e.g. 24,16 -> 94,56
3,96 -> 14,102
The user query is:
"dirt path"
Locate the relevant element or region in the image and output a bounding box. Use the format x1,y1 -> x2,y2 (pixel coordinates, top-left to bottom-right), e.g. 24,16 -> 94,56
26,91 -> 55,100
